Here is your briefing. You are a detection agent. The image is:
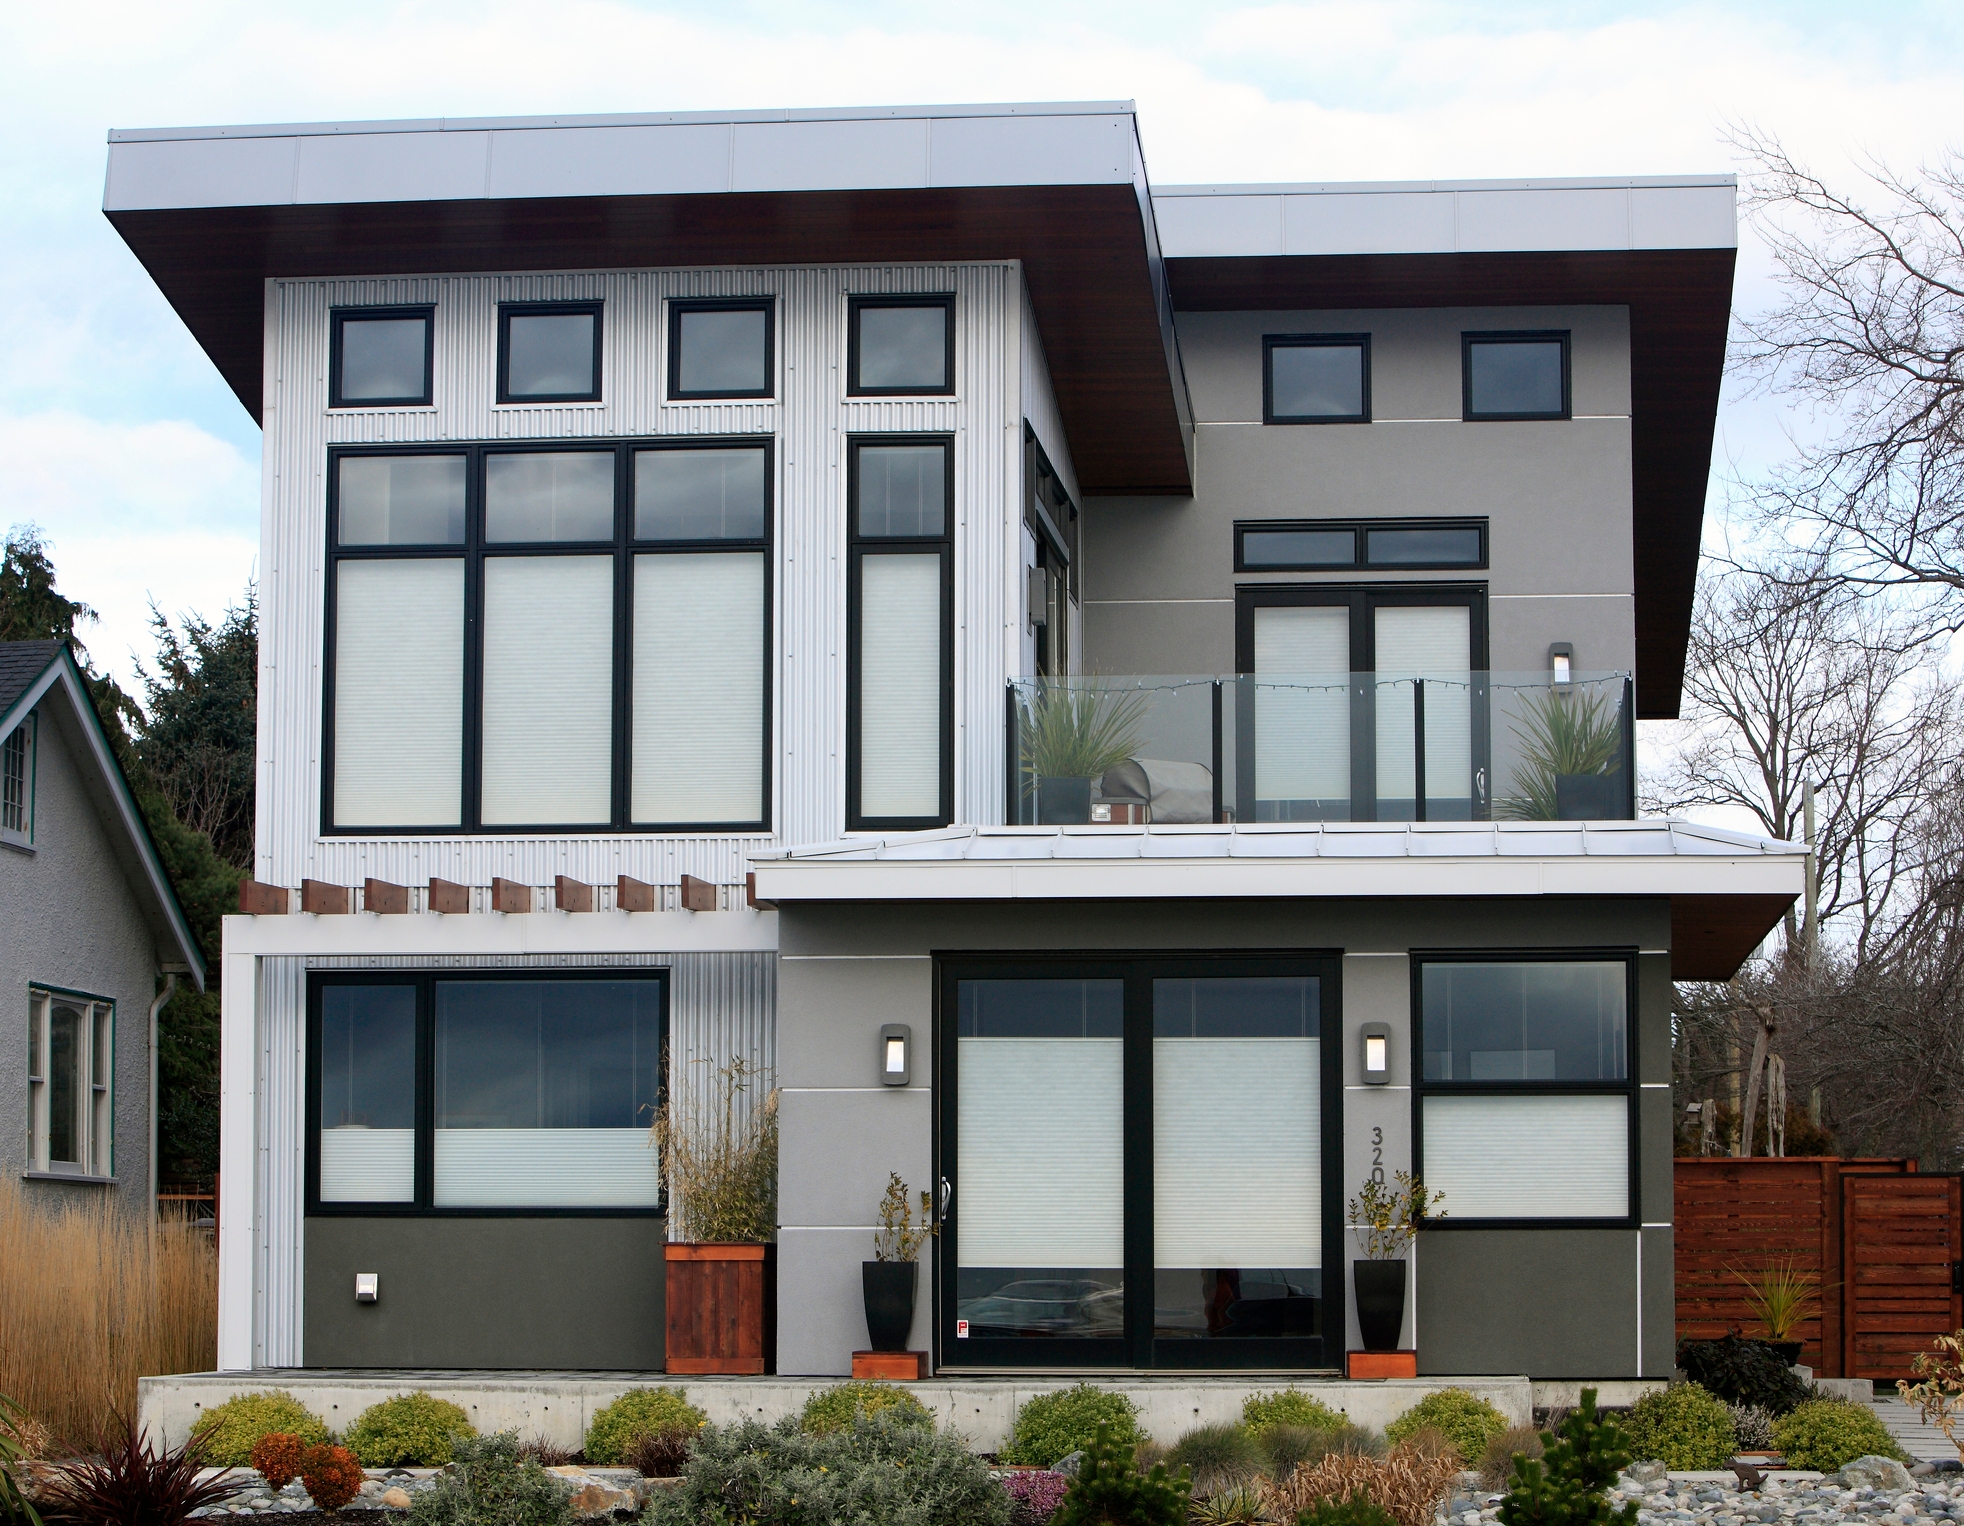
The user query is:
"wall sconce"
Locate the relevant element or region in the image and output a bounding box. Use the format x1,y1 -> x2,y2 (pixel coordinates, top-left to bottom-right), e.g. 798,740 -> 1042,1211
880,1024 -> 911,1086
1360,1022 -> 1391,1085
354,1272 -> 379,1303
1549,642 -> 1574,686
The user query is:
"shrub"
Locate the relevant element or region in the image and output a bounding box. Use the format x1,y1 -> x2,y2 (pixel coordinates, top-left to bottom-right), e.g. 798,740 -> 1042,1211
299,1443 -> 365,1513
1495,1389 -> 1639,1526
188,1391 -> 331,1468
1003,1384 -> 1142,1468
1481,1425 -> 1545,1491
1772,1398 -> 1909,1472
1674,1336 -> 1810,1416
1296,1489 -> 1400,1526
343,1391 -> 475,1468
514,1437 -> 576,1468
407,1433 -> 572,1526
1727,1404 -> 1776,1452
1259,1439 -> 1462,1526
249,1431 -> 305,1489
1192,1484 -> 1272,1525
1384,1389 -> 1508,1464
1165,1422 -> 1264,1498
1621,1383 -> 1734,1470
1053,1422 -> 1189,1526
1245,1389 -> 1349,1436
583,1386 -> 704,1464
36,1414 -> 242,1526
1002,1469 -> 1071,1526
623,1424 -> 693,1479
1258,1423 -> 1361,1480
649,1410 -> 1012,1526
800,1380 -> 934,1436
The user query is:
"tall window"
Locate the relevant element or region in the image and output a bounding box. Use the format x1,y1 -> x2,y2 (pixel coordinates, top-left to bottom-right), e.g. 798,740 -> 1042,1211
2,716 -> 30,844
848,295 -> 955,396
330,306 -> 434,409
1463,331 -> 1570,421
848,437 -> 952,830
1414,956 -> 1635,1222
26,989 -> 113,1177
309,973 -> 667,1213
324,440 -> 771,833
1264,335 -> 1370,424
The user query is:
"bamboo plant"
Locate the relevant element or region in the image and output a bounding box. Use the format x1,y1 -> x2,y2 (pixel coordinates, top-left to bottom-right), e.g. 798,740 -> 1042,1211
651,1055 -> 780,1244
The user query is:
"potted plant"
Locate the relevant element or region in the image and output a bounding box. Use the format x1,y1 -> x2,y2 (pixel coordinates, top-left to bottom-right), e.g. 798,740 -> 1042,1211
1729,1255 -> 1825,1364
1495,682 -> 1626,821
1347,1171 -> 1444,1352
1020,681 -> 1147,825
652,1056 -> 779,1374
863,1173 -> 935,1352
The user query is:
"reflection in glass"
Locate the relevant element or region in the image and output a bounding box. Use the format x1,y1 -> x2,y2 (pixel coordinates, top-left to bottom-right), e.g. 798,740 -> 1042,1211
956,979 -> 1123,1339
1421,961 -> 1627,1081
1270,343 -> 1364,419
485,452 -> 615,542
856,305 -> 948,391
1366,527 -> 1482,566
674,306 -> 769,395
1153,977 -> 1321,1339
505,311 -> 597,398
339,317 -> 428,402
856,445 -> 946,537
48,1003 -> 81,1165
1467,339 -> 1564,416
1242,528 -> 1357,568
337,455 -> 465,545
636,449 -> 767,540
318,985 -> 416,1202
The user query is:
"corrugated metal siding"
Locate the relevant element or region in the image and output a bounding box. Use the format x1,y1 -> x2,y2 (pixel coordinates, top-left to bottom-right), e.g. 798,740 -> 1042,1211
255,957 -> 306,1367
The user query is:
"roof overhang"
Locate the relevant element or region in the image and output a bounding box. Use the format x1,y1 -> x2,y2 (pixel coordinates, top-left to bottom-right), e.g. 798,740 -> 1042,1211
102,102 -> 1193,495
1152,177 -> 1738,720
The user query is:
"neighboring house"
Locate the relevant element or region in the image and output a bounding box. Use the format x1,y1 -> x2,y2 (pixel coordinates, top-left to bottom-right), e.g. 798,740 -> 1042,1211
0,641 -> 206,1217
103,101 -> 1805,1380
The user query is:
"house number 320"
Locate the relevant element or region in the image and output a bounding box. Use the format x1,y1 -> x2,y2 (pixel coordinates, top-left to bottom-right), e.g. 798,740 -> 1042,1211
1371,1125 -> 1385,1184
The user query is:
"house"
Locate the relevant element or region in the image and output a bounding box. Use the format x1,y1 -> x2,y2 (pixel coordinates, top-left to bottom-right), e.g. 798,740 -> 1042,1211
102,101 -> 1805,1388
1,641 -> 206,1217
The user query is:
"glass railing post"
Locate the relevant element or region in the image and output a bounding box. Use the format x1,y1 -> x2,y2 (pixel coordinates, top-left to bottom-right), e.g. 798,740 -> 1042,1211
1211,680 -> 1224,825
1622,675 -> 1637,819
1413,679 -> 1427,824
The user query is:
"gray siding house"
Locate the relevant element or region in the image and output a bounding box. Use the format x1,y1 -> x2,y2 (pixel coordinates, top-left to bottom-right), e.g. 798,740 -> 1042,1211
102,101 -> 1804,1385
2,641 -> 206,1217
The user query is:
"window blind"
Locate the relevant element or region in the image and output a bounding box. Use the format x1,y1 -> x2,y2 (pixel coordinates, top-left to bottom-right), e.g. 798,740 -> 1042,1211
1154,1037 -> 1320,1267
633,552 -> 764,823
333,558 -> 463,826
320,1129 -> 414,1202
1374,605 -> 1470,808
1421,1093 -> 1627,1217
480,556 -> 614,825
858,553 -> 942,819
433,1129 -> 661,1207
958,1037 -> 1123,1266
1254,605 -> 1350,803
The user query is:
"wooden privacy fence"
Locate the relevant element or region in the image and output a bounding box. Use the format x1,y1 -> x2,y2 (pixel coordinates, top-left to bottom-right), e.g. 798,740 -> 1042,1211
1676,1158 -> 1963,1380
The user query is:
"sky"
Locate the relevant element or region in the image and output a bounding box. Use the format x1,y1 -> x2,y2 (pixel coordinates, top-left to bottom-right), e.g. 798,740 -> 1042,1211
2,0 -> 1962,694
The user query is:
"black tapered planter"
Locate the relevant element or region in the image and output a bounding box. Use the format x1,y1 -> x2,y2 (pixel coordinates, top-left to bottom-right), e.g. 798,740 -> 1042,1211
1037,776 -> 1093,825
863,1261 -> 918,1353
1770,1341 -> 1804,1365
1353,1260 -> 1407,1352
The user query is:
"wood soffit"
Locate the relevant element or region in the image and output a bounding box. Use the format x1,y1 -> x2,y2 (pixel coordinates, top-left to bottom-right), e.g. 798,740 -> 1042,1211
1670,891 -> 1795,981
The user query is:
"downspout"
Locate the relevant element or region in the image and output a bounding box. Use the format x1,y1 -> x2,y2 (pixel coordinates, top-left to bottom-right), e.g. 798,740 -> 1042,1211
147,970 -> 180,1240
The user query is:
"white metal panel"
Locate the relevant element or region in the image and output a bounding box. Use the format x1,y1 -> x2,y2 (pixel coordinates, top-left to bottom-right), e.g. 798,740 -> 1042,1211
1284,192 -> 1457,256
928,114 -> 1135,187
1152,193 -> 1284,257
1629,185 -> 1737,250
731,119 -> 929,192
1455,188 -> 1631,253
102,135 -> 297,211
487,124 -> 734,199
295,131 -> 490,205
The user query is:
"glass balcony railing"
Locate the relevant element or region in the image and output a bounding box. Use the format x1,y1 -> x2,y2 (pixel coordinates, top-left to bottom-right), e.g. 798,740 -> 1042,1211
1005,671 -> 1635,826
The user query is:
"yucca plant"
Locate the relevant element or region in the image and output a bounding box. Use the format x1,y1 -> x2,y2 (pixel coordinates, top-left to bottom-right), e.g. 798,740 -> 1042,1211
1729,1256 -> 1823,1342
1495,684 -> 1624,821
1020,681 -> 1148,784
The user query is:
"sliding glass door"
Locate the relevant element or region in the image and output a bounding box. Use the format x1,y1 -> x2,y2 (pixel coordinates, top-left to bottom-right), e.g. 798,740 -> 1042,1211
940,957 -> 1340,1370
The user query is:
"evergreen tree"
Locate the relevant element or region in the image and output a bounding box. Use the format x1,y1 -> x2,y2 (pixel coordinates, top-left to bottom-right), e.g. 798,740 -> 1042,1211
1496,1389 -> 1640,1526
1052,1423 -> 1191,1526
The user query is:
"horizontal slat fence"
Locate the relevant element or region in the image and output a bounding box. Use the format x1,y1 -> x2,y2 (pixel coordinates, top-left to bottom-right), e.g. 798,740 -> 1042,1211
1843,1173 -> 1962,1381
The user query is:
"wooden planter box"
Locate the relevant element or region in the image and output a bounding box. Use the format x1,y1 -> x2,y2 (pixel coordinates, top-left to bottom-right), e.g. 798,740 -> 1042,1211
665,1242 -> 775,1374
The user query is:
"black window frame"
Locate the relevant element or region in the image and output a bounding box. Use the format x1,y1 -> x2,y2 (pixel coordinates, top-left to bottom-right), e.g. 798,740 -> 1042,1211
1409,949 -> 1640,1230
666,297 -> 776,402
321,436 -> 774,836
1236,518 -> 1488,573
329,305 -> 436,410
847,293 -> 957,397
1461,330 -> 1571,422
497,300 -> 604,405
305,968 -> 670,1219
846,434 -> 955,833
1263,333 -> 1371,425
935,951 -> 1345,1372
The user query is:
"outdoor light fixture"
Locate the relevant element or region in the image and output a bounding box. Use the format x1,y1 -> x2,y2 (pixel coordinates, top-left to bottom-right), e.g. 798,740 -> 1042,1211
880,1024 -> 911,1086
1549,642 -> 1574,686
1360,1022 -> 1392,1085
354,1273 -> 379,1303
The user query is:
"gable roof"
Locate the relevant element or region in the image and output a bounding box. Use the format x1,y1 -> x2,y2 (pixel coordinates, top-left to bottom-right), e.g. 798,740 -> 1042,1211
0,642 -> 207,990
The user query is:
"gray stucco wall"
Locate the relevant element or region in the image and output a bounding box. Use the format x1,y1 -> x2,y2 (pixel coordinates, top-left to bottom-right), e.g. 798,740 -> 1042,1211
0,702 -> 161,1218
1081,305 -> 1634,680
305,1216 -> 668,1368
775,895 -> 1671,1379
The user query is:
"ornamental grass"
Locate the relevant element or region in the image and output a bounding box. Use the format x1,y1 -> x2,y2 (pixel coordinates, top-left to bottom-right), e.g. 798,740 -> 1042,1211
1259,1438 -> 1464,1526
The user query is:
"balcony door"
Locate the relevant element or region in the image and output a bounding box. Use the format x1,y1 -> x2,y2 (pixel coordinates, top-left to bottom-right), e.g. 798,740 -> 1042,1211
1235,586 -> 1487,823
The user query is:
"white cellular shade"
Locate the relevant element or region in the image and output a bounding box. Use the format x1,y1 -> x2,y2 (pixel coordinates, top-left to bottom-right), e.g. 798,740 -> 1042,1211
1255,605 -> 1350,803
1422,1093 -> 1628,1217
1154,1038 -> 1321,1267
334,558 -> 463,826
434,1129 -> 661,1207
481,556 -> 614,825
857,553 -> 943,819
319,1128 -> 414,1203
1374,605 -> 1471,807
633,553 -> 764,823
958,1038 -> 1123,1266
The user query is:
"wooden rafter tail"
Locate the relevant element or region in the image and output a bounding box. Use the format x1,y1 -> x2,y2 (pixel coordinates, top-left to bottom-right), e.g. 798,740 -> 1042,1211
617,874 -> 658,913
427,877 -> 470,915
491,877 -> 532,914
679,874 -> 716,912
363,878 -> 411,915
301,879 -> 352,915
555,875 -> 595,913
238,880 -> 291,915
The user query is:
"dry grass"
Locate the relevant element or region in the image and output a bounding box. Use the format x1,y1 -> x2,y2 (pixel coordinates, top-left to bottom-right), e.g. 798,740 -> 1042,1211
0,1177 -> 216,1451
652,1055 -> 779,1244
1259,1439 -> 1465,1526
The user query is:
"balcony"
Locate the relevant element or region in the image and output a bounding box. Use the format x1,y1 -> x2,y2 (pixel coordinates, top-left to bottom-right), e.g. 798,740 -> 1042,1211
1006,671 -> 1635,826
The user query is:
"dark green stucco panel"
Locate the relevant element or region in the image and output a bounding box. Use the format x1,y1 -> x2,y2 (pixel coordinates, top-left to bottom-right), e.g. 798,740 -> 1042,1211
1415,1229 -> 1643,1378
305,1217 -> 667,1369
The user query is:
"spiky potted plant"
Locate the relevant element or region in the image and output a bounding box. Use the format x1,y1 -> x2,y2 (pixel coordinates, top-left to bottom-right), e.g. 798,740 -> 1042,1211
1021,680 -> 1148,824
863,1172 -> 936,1358
1496,682 -> 1626,821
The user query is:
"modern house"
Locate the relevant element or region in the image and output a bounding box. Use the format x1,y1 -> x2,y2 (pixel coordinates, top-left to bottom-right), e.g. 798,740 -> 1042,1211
103,101 -> 1806,1386
2,641 -> 206,1217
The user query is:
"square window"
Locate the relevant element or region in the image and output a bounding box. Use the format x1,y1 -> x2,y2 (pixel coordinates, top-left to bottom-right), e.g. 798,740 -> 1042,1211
1265,336 -> 1369,424
850,295 -> 954,395
331,308 -> 433,408
336,454 -> 467,546
855,442 -> 948,537
1464,332 -> 1569,420
635,446 -> 769,541
669,301 -> 773,399
484,451 -> 616,542
499,303 -> 602,403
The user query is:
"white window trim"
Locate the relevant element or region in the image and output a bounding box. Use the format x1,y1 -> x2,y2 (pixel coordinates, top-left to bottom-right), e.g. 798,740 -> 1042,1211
25,988 -> 115,1180
0,712 -> 33,849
